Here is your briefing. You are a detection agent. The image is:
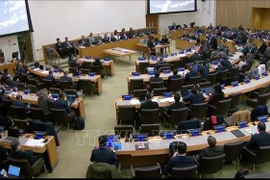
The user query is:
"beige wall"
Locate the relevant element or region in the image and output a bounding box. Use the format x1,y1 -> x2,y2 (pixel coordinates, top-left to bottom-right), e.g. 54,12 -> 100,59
216,0 -> 270,29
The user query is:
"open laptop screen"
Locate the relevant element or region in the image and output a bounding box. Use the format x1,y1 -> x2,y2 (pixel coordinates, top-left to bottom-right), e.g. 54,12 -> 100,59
8,165 -> 20,177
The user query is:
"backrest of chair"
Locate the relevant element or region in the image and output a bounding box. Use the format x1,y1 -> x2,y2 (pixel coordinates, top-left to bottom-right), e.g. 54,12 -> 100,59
90,65 -> 101,75
119,106 -> 136,123
27,78 -> 37,85
59,80 -> 71,91
202,119 -> 212,131
173,58 -> 186,69
170,78 -> 183,92
141,109 -> 160,124
140,124 -> 160,136
258,93 -> 270,105
69,67 -> 77,74
199,81 -> 211,88
189,76 -> 201,84
135,165 -> 161,178
114,125 -> 133,138
241,64 -> 248,73
138,62 -> 150,74
43,79 -> 54,89
199,154 -> 225,175
17,82 -> 26,90
12,119 -> 28,130
171,165 -> 198,178
49,87 -> 61,94
256,146 -> 270,164
50,108 -> 68,125
12,106 -> 27,120
218,70 -> 229,79
64,89 -> 78,97
83,62 -> 92,69
229,92 -> 241,109
153,87 -> 167,96
224,141 -> 245,161
29,107 -> 45,120
190,102 -> 208,119
159,66 -> 171,71
216,99 -> 232,116
81,68 -> 90,75
79,79 -> 93,93
133,89 -> 148,97
170,108 -> 188,126
259,85 -> 270,95
150,81 -> 164,90
130,79 -> 144,93
7,157 -> 33,178
28,85 -> 38,93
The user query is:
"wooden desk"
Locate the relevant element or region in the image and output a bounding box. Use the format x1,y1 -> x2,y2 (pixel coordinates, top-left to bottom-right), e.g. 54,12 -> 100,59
78,34 -> 161,61
8,91 -> 86,119
170,28 -> 196,40
0,134 -> 58,171
28,67 -> 103,95
77,58 -> 115,76
175,39 -> 196,50
115,121 -> 267,166
103,47 -> 138,64
0,62 -> 16,75
137,43 -> 170,55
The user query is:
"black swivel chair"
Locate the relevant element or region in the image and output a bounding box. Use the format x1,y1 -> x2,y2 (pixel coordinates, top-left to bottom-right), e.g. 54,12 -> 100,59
224,141 -> 245,170
130,79 -> 144,94
216,70 -> 228,84
170,165 -> 198,178
153,87 -> 167,96
114,125 -> 133,138
166,108 -> 188,130
133,89 -> 148,98
50,108 -> 73,132
207,72 -> 217,85
189,102 -> 208,121
198,154 -> 226,178
118,106 -> 136,126
79,79 -> 94,95
208,99 -> 232,116
168,78 -> 183,92
140,109 -> 160,124
11,106 -> 29,120
138,62 -> 150,74
131,164 -> 161,178
189,76 -> 201,85
140,124 -> 160,136
246,93 -> 270,108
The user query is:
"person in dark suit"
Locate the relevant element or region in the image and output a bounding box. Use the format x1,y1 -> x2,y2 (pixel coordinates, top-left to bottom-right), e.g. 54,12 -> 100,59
128,27 -> 136,38
183,88 -> 205,105
170,22 -> 177,31
150,70 -> 163,83
68,54 -> 83,69
208,33 -> 218,50
55,38 -> 66,58
199,62 -> 209,79
140,93 -> 159,110
9,139 -> 39,166
38,89 -> 54,115
196,136 -> 224,163
12,94 -> 30,112
181,31 -> 190,39
0,145 -> 7,170
166,93 -> 186,115
90,135 -> 119,167
60,70 -> 75,86
102,33 -> 111,43
44,70 -> 59,85
13,62 -> 25,81
245,122 -> 270,153
165,141 -> 197,175
93,58 -> 104,71
185,65 -> 198,84
154,57 -> 169,71
160,35 -> 170,54
64,37 -> 75,55
147,36 -> 156,56
53,92 -> 73,114
167,69 -> 181,85
78,35 -> 87,46
120,28 -> 128,40
207,23 -> 213,29
208,84 -> 225,106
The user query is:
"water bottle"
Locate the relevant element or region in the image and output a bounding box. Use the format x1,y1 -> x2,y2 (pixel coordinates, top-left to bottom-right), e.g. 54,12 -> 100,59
129,134 -> 133,143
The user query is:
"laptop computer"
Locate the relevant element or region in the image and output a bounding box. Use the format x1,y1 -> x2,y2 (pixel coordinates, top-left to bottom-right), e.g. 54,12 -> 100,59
7,165 -> 21,178
3,128 -> 19,142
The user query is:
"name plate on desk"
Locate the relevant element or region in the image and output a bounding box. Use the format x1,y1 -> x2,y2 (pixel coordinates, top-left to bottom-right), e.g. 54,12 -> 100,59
138,57 -> 146,61
231,81 -> 238,87
171,53 -> 177,56
244,78 -> 250,83
237,121 -> 247,128
135,143 -> 149,150
262,72 -> 268,76
255,75 -> 260,80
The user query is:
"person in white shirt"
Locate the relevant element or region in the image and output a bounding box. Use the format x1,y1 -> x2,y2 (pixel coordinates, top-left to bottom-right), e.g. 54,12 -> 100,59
237,56 -> 247,70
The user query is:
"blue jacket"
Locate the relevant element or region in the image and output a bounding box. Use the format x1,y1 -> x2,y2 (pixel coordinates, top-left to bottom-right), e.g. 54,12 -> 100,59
13,100 -> 29,111
45,74 -> 58,85
185,70 -> 197,83
165,155 -> 197,174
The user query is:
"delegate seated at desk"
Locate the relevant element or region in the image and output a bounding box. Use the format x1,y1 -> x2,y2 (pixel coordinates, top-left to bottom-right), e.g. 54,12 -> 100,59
170,22 -> 177,31
208,33 -> 218,50
53,92 -> 73,114
150,70 -> 163,83
44,70 -> 59,85
90,135 -> 119,167
12,94 -> 30,112
128,27 -> 136,38
64,37 -> 76,55
154,57 -> 169,71
196,136 -> 224,163
208,84 -> 225,107
165,93 -> 186,116
140,93 -> 159,110
185,65 -> 198,84
164,142 -> 197,175
60,70 -> 75,86
55,38 -> 67,58
78,35 -> 87,46
147,36 -> 156,55
120,28 -> 128,40
183,88 -> 205,105
198,62 -> 209,79
167,69 -> 181,85
88,33 -> 96,45
38,89 -> 54,115
181,31 -> 190,39
102,33 -> 111,43
207,23 -> 213,30
68,54 -> 83,69
113,30 -> 121,41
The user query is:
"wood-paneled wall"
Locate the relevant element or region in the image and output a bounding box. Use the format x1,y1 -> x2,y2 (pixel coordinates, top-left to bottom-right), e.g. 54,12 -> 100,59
216,0 -> 270,29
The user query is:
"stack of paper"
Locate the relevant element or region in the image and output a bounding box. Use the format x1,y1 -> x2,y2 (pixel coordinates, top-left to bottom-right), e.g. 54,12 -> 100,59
130,99 -> 140,105
41,71 -> 48,74
25,139 -> 45,147
158,99 -> 167,103
165,97 -> 175,103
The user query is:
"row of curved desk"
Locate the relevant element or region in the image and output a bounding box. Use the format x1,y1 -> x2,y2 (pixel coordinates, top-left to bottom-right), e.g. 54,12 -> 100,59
6,90 -> 86,119
0,62 -> 16,75
77,58 -> 115,76
115,121 -> 269,167
28,67 -> 102,95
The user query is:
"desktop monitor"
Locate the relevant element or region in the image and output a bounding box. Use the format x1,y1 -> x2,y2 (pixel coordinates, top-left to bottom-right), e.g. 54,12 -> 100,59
8,128 -> 19,138
8,165 -> 20,177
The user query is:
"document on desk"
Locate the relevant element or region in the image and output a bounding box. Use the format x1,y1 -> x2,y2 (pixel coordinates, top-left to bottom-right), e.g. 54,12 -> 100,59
25,139 -> 45,147
158,99 -> 167,103
165,97 -> 175,103
41,71 -> 48,74
130,99 -> 140,105
120,49 -> 129,52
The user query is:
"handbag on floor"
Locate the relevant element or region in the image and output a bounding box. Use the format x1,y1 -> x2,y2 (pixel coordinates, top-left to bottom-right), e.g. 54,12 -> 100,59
73,117 -> 85,130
